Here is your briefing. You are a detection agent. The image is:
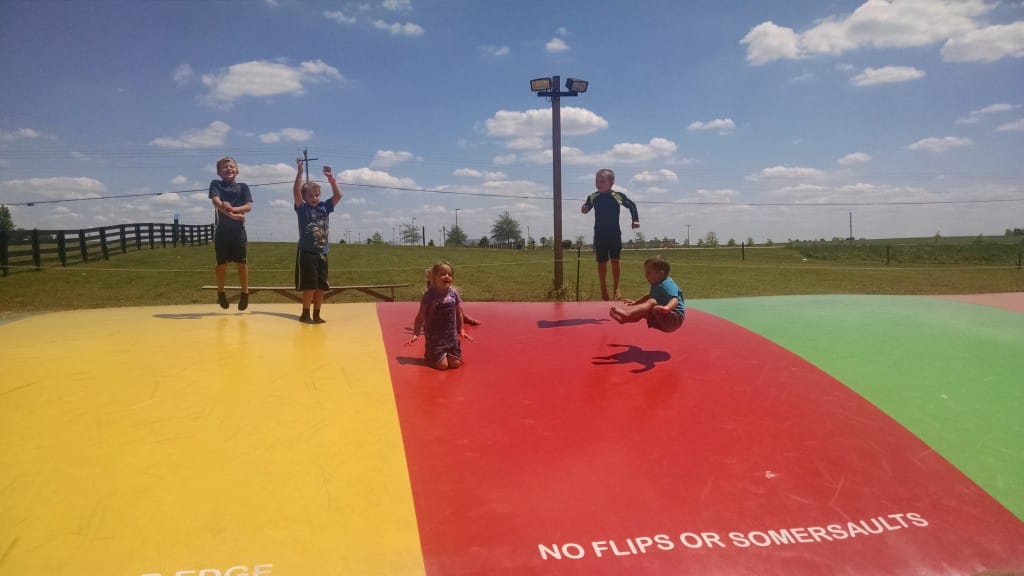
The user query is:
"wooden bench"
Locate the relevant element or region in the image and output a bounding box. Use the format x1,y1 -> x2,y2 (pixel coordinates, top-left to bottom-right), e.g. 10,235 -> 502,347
202,284 -> 409,303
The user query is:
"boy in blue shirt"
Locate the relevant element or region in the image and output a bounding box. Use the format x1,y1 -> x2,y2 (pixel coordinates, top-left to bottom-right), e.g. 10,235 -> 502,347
581,168 -> 639,300
293,158 -> 342,324
209,156 -> 253,310
610,256 -> 685,332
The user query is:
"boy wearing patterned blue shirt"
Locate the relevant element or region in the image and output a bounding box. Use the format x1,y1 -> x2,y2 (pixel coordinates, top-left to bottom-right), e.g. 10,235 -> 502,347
610,256 -> 685,332
293,158 -> 342,324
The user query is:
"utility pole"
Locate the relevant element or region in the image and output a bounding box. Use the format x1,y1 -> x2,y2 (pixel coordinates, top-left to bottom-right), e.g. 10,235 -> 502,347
849,212 -> 853,245
300,148 -> 319,184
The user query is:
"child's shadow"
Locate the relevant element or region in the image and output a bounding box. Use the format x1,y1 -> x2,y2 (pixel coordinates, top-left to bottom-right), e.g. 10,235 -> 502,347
397,356 -> 428,366
592,343 -> 671,374
538,318 -> 610,329
153,311 -> 300,321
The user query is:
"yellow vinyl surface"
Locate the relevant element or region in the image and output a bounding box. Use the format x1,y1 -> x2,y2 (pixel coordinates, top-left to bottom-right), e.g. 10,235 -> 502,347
0,304 -> 424,576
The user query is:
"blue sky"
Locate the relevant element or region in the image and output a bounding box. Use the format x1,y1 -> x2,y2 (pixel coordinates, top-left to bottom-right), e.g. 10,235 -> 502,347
1,0 -> 1022,245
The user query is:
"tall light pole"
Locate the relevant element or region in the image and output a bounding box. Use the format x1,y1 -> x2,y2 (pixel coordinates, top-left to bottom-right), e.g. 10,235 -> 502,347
411,217 -> 416,246
531,75 -> 588,290
686,224 -> 691,247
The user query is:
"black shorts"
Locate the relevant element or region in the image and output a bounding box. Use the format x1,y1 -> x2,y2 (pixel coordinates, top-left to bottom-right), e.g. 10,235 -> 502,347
214,227 -> 247,265
593,231 -> 622,263
295,249 -> 330,291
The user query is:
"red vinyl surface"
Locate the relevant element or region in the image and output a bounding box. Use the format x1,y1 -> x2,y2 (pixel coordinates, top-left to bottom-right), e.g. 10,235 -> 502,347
378,302 -> 1024,576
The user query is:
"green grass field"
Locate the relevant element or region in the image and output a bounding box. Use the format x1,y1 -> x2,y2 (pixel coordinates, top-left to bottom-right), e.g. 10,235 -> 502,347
1,241 -> 1021,314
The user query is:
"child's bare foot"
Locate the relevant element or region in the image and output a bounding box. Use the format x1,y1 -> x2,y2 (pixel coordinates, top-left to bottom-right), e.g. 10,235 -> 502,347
613,290 -> 622,300
601,289 -> 610,301
609,307 -> 626,323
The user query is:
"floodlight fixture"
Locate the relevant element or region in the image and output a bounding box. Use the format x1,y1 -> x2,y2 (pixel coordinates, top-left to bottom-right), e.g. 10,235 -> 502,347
530,77 -> 552,92
566,78 -> 588,93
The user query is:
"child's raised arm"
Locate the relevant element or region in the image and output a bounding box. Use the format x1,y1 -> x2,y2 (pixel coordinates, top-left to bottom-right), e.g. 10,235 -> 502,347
324,165 -> 342,207
293,158 -> 304,208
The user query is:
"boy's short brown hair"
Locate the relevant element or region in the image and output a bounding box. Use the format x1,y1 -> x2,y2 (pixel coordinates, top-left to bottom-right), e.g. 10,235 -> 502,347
216,156 -> 237,171
644,256 -> 670,275
300,182 -> 321,200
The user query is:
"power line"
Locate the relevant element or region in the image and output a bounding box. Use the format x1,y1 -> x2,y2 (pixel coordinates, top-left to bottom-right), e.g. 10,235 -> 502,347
2,180 -> 295,207
5,178 -> 1024,207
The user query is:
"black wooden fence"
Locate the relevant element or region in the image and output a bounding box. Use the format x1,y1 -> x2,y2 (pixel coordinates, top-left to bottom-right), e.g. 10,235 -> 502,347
0,222 -> 214,276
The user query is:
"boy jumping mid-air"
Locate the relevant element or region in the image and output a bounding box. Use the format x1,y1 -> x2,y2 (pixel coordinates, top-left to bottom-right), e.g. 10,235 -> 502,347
582,168 -> 639,300
610,256 -> 685,333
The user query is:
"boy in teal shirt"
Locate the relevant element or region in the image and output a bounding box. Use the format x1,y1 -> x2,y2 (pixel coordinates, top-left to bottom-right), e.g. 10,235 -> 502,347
610,256 -> 685,332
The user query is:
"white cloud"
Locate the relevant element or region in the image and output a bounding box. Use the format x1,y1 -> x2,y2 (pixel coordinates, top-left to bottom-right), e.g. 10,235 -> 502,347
687,118 -> 736,135
173,63 -> 194,86
150,121 -> 230,149
259,128 -> 314,143
485,106 -> 608,146
546,38 -> 569,53
382,0 -> 411,11
454,168 -> 506,180
372,20 -> 424,36
336,167 -> 416,189
942,21 -> 1024,62
696,188 -> 740,202
480,45 -> 510,57
632,169 -> 679,185
996,118 -> 1024,131
0,128 -> 42,142
748,166 -> 827,180
602,139 -> 675,163
169,175 -> 189,186
2,177 -> 107,200
269,199 -> 292,209
201,59 -> 342,105
907,136 -> 974,152
956,102 -> 1018,124
152,192 -> 185,205
851,66 -> 925,86
742,0 -> 996,65
370,150 -> 417,168
768,182 -> 934,206
838,152 -> 872,166
324,10 -> 357,24
555,138 -> 677,166
235,162 -> 294,181
298,60 -> 343,81
740,21 -> 802,65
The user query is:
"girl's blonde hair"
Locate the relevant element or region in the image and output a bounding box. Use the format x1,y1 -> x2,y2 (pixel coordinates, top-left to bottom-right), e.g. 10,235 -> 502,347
425,261 -> 454,288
